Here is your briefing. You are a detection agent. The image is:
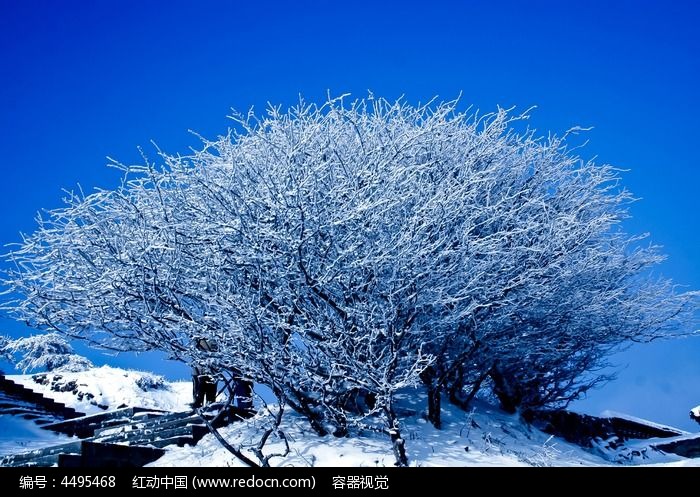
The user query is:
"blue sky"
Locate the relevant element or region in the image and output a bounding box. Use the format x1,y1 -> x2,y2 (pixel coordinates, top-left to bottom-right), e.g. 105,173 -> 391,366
0,0 -> 698,429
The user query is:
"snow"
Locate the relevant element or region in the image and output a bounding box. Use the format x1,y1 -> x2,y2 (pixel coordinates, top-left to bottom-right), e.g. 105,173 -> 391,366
8,98 -> 696,457
0,367 -> 193,459
599,410 -> 690,435
0,415 -> 73,456
649,458 -> 700,467
150,394 -> 610,467
2,370 -> 697,467
9,366 -> 192,415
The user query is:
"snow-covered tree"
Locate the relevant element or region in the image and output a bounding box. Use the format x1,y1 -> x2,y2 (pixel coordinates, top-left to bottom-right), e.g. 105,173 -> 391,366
2,95 -> 697,465
1,333 -> 93,373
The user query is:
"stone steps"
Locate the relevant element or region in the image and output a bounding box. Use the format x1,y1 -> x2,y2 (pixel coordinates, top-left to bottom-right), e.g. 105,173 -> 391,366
0,440 -> 84,466
99,423 -> 208,448
94,411 -> 208,447
94,412 -> 199,441
1,408 -> 212,467
1,374 -> 224,467
652,434 -> 700,458
0,375 -> 83,421
2,441 -> 167,468
43,407 -> 165,438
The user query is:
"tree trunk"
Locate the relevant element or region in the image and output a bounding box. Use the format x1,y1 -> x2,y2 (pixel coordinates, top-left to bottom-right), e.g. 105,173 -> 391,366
489,365 -> 520,414
286,392 -> 329,436
421,367 -> 442,429
390,428 -> 408,467
196,408 -> 259,467
449,368 -> 488,410
426,384 -> 442,429
384,405 -> 408,467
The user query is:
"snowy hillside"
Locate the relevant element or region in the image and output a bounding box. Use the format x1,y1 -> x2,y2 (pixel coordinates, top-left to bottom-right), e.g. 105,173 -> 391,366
3,368 -> 699,467
10,366 -> 192,415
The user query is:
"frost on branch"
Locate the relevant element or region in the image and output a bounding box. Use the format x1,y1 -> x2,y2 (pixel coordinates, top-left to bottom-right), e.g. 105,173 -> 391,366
2,95 -> 697,465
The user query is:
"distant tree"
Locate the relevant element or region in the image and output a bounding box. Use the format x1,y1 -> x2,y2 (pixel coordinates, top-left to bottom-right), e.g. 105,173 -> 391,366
1,333 -> 93,373
0,335 -> 10,364
2,95 -> 697,465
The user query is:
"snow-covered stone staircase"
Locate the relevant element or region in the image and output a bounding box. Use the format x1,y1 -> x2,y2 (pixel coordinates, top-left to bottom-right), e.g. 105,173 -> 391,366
0,407 -> 211,467
651,434 -> 700,458
0,374 -> 84,424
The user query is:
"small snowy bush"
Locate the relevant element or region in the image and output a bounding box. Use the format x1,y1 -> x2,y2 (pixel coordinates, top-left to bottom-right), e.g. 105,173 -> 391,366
135,372 -> 166,391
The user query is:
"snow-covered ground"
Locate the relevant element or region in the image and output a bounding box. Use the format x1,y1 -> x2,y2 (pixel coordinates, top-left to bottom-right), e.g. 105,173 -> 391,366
151,394 -> 606,467
2,367 -> 698,467
0,415 -> 72,457
10,366 -> 192,415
